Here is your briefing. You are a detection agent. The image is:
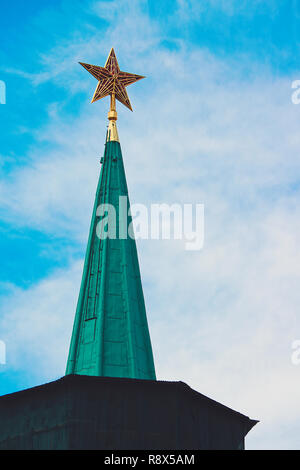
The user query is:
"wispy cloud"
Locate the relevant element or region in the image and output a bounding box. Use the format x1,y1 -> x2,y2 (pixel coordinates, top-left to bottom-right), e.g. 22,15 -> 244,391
0,261 -> 82,382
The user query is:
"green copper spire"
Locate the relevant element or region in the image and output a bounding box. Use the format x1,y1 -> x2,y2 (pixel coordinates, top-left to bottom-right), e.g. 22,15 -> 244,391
66,49 -> 156,380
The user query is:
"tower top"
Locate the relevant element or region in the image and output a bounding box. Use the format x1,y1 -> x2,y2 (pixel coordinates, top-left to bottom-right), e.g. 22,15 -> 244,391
66,49 -> 155,380
79,48 -> 145,141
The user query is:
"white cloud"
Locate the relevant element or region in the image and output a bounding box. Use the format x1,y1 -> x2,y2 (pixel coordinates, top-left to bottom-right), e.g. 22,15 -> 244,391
1,0 -> 300,450
0,262 -> 82,381
175,0 -> 279,18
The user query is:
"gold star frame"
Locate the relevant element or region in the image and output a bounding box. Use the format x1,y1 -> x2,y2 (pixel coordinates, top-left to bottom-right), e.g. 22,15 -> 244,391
79,48 -> 145,112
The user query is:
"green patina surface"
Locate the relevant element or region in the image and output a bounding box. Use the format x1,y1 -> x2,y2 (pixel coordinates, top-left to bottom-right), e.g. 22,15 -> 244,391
66,139 -> 156,380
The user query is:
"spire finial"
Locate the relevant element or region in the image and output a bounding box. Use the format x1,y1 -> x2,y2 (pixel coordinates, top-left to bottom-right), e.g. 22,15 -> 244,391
66,59 -> 156,379
79,49 -> 145,141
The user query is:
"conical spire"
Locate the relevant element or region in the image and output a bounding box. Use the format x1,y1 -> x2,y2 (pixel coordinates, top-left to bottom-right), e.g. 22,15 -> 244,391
66,49 -> 156,380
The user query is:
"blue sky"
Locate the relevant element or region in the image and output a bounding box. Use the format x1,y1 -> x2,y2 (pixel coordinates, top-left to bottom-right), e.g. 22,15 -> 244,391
1,0 -> 300,449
